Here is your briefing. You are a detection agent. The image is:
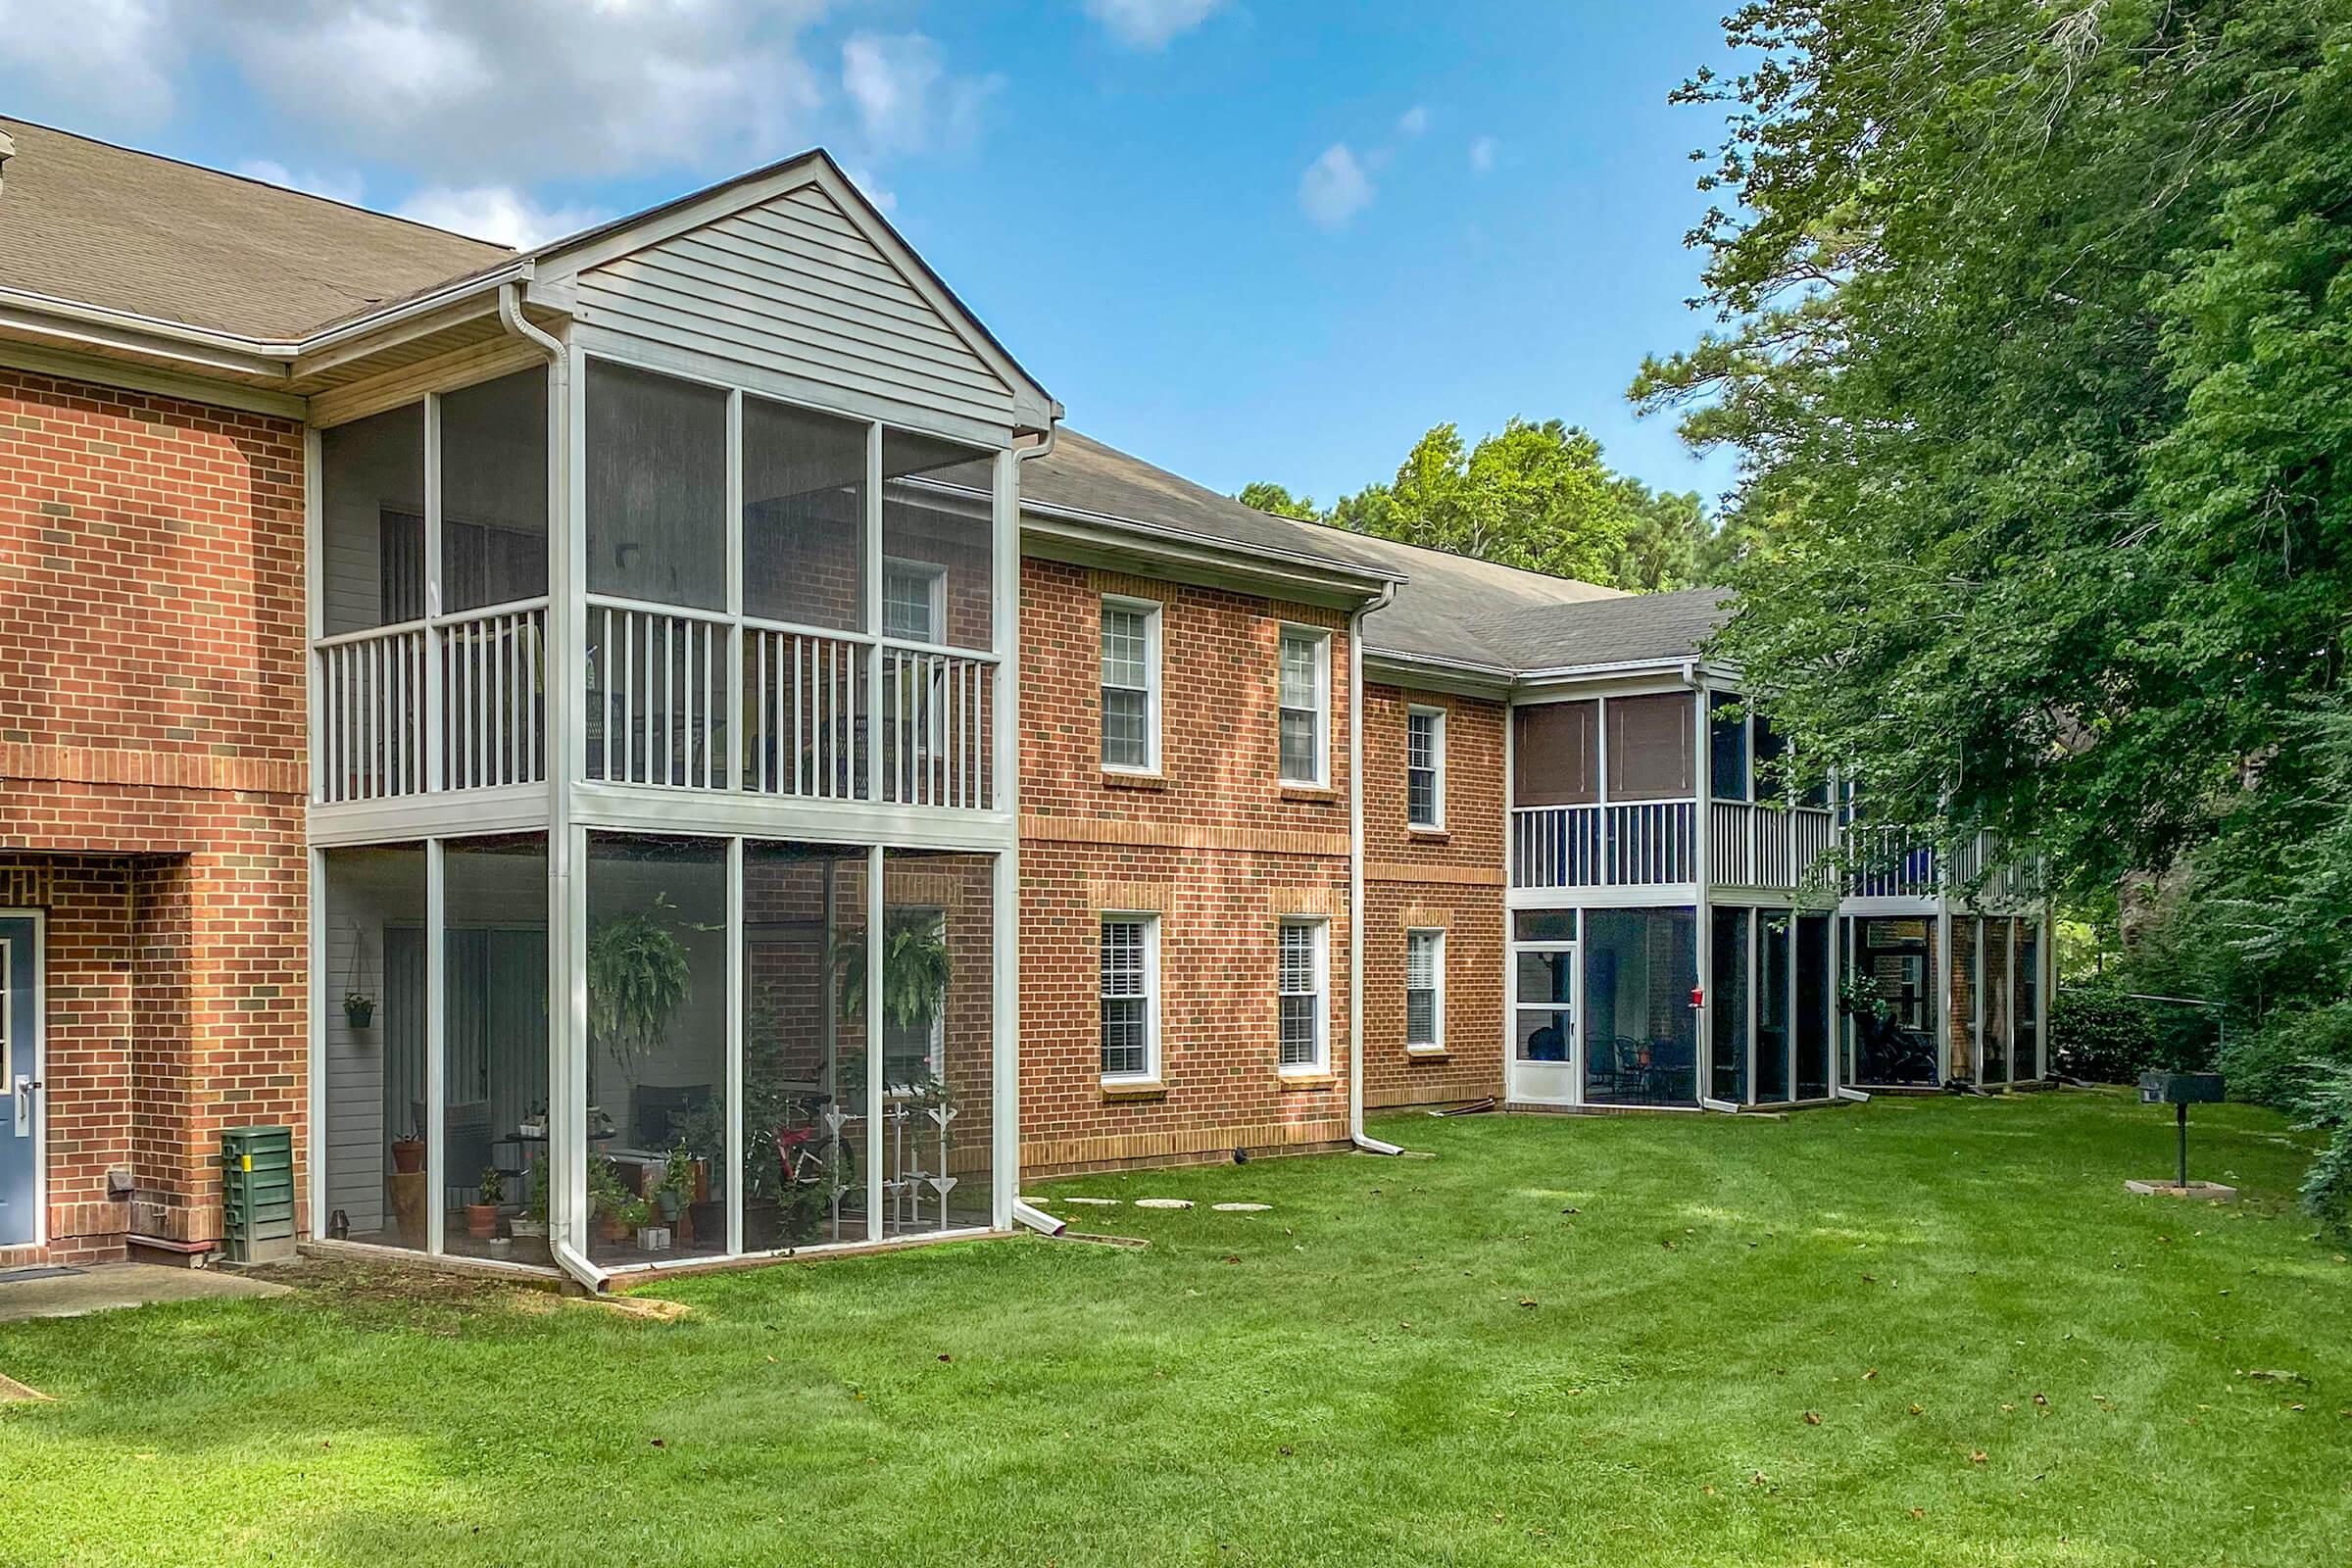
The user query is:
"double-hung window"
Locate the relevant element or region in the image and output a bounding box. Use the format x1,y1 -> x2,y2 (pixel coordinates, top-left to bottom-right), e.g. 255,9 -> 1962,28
1101,598 -> 1158,772
1101,915 -> 1157,1081
1405,929 -> 1445,1050
1278,628 -> 1329,786
1277,918 -> 1327,1070
882,561 -> 944,642
1406,706 -> 1446,829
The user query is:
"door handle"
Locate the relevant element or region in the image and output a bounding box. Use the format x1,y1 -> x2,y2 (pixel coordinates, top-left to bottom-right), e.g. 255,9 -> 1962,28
13,1075 -> 38,1138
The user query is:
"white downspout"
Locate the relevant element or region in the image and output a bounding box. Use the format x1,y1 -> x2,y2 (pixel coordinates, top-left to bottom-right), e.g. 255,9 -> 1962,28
498,281 -> 607,1296
1350,582 -> 1403,1155
1005,417 -> 1059,1220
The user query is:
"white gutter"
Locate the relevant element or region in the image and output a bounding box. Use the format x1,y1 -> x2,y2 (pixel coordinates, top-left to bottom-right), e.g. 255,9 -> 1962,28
1349,580 -> 1404,1157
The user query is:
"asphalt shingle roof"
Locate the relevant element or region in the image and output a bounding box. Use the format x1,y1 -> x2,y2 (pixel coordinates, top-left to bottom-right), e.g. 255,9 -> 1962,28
0,118 -> 510,340
1023,431 -> 1726,674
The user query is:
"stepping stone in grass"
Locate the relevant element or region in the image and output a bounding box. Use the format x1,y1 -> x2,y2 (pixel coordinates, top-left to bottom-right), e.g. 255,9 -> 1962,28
1211,1202 -> 1271,1213
1018,1196 -> 1054,1205
1061,1197 -> 1120,1206
1134,1199 -> 1194,1210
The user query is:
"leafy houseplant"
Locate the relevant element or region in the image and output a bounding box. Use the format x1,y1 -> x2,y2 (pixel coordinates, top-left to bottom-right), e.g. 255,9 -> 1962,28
588,1157 -> 649,1244
836,916 -> 953,1043
466,1166 -> 502,1239
587,894 -> 695,1082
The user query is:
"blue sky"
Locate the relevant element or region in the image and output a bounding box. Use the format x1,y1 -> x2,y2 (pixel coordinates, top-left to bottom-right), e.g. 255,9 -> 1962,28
0,1 -> 1738,507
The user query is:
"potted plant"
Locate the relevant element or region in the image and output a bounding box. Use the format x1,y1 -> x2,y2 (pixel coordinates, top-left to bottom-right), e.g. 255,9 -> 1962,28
588,1157 -> 648,1246
343,990 -> 375,1030
466,1166 -> 502,1239
390,1122 -> 425,1175
587,894 -> 695,1084
510,1159 -> 550,1263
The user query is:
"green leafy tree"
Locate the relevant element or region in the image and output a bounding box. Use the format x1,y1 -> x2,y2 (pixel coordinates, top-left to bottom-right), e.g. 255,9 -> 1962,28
1238,481 -> 1319,521
1632,1 -> 2352,1173
1241,418 -> 1719,589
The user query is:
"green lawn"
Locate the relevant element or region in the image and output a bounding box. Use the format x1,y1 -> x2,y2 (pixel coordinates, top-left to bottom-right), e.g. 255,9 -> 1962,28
3,1090 -> 2346,1566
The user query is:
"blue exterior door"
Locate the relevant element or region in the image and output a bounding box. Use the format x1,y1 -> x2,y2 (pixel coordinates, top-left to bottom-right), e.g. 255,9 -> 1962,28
0,916 -> 39,1248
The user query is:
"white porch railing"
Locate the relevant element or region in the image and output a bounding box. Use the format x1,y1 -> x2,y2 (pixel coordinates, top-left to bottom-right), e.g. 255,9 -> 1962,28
1847,825 -> 1937,898
316,624 -> 427,803
439,603 -> 546,791
1708,802 -> 1838,888
586,600 -> 730,789
745,624 -> 868,800
1512,801 -> 1696,889
880,646 -> 995,808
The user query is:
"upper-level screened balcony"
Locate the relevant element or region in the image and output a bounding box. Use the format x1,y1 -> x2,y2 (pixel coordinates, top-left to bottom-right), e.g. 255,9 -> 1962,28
316,372 -> 552,804
1510,686 -> 1836,894
1512,693 -> 1700,889
312,358 -> 1008,818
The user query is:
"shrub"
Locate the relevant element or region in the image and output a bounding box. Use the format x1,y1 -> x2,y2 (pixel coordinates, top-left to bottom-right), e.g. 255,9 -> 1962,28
2050,989 -> 2161,1083
2295,1061 -> 2352,1236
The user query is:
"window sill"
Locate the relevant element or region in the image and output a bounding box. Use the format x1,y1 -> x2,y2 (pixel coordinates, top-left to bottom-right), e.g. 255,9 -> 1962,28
1404,1044 -> 1450,1060
1280,784 -> 1340,804
1276,1071 -> 1337,1091
1100,1079 -> 1167,1101
1101,768 -> 1166,790
1405,825 -> 1450,843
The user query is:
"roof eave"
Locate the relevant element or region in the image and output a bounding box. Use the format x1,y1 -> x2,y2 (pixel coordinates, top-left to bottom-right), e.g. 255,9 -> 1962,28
1022,498 -> 1399,608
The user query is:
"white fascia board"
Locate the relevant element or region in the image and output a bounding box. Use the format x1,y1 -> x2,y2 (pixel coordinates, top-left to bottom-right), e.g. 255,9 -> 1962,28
1362,648 -> 1514,700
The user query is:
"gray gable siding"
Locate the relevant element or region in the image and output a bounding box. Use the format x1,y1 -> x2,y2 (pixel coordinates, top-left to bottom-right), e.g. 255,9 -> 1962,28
574,182 -> 1017,434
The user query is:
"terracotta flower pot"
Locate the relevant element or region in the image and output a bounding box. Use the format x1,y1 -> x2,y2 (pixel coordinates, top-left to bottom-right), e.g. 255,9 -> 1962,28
465,1202 -> 498,1240
390,1139 -> 426,1175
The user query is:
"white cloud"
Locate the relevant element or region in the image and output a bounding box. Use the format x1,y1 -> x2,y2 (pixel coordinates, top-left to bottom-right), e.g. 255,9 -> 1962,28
1083,0 -> 1222,49
1397,105 -> 1428,137
0,0 -> 177,126
398,185 -> 608,248
233,160 -> 366,207
842,32 -> 1001,159
0,2 -> 833,184
1298,143 -> 1373,230
1469,134 -> 1499,174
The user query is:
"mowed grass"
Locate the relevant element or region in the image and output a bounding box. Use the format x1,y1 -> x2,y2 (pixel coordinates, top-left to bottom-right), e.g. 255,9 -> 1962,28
2,1090 -> 2347,1567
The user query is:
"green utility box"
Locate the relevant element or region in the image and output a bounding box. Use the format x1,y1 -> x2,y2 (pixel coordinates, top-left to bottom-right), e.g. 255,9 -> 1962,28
220,1125 -> 297,1263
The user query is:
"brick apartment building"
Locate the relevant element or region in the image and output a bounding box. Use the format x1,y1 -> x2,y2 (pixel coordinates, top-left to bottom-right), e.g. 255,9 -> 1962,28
0,120 -> 2047,1282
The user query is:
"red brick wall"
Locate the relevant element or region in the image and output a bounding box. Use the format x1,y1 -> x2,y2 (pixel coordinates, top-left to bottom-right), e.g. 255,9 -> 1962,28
1018,560 -> 1354,1174
1360,682 -> 1507,1109
0,368 -> 307,1264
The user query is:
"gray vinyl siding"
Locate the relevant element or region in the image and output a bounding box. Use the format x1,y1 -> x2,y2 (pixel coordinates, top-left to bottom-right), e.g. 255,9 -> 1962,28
575,183 -> 1016,432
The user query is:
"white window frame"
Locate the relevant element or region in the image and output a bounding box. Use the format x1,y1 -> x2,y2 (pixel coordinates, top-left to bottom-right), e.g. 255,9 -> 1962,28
881,557 -> 947,643
1405,927 -> 1446,1052
1278,625 -> 1331,788
1406,705 -> 1446,830
1277,916 -> 1329,1072
1100,595 -> 1161,774
1099,912 -> 1160,1083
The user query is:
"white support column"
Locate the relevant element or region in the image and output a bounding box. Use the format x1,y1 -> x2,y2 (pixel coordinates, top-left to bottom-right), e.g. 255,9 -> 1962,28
423,394 -> 444,796
424,837 -> 446,1255
864,422 -> 884,806
865,842 -> 884,1245
304,426 -> 323,806
305,848 -> 326,1237
1934,901 -> 1953,1084
725,835 -> 745,1255
725,390 -> 744,795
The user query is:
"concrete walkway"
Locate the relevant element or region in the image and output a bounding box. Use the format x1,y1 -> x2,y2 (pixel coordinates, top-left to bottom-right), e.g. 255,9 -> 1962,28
0,1262 -> 291,1325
